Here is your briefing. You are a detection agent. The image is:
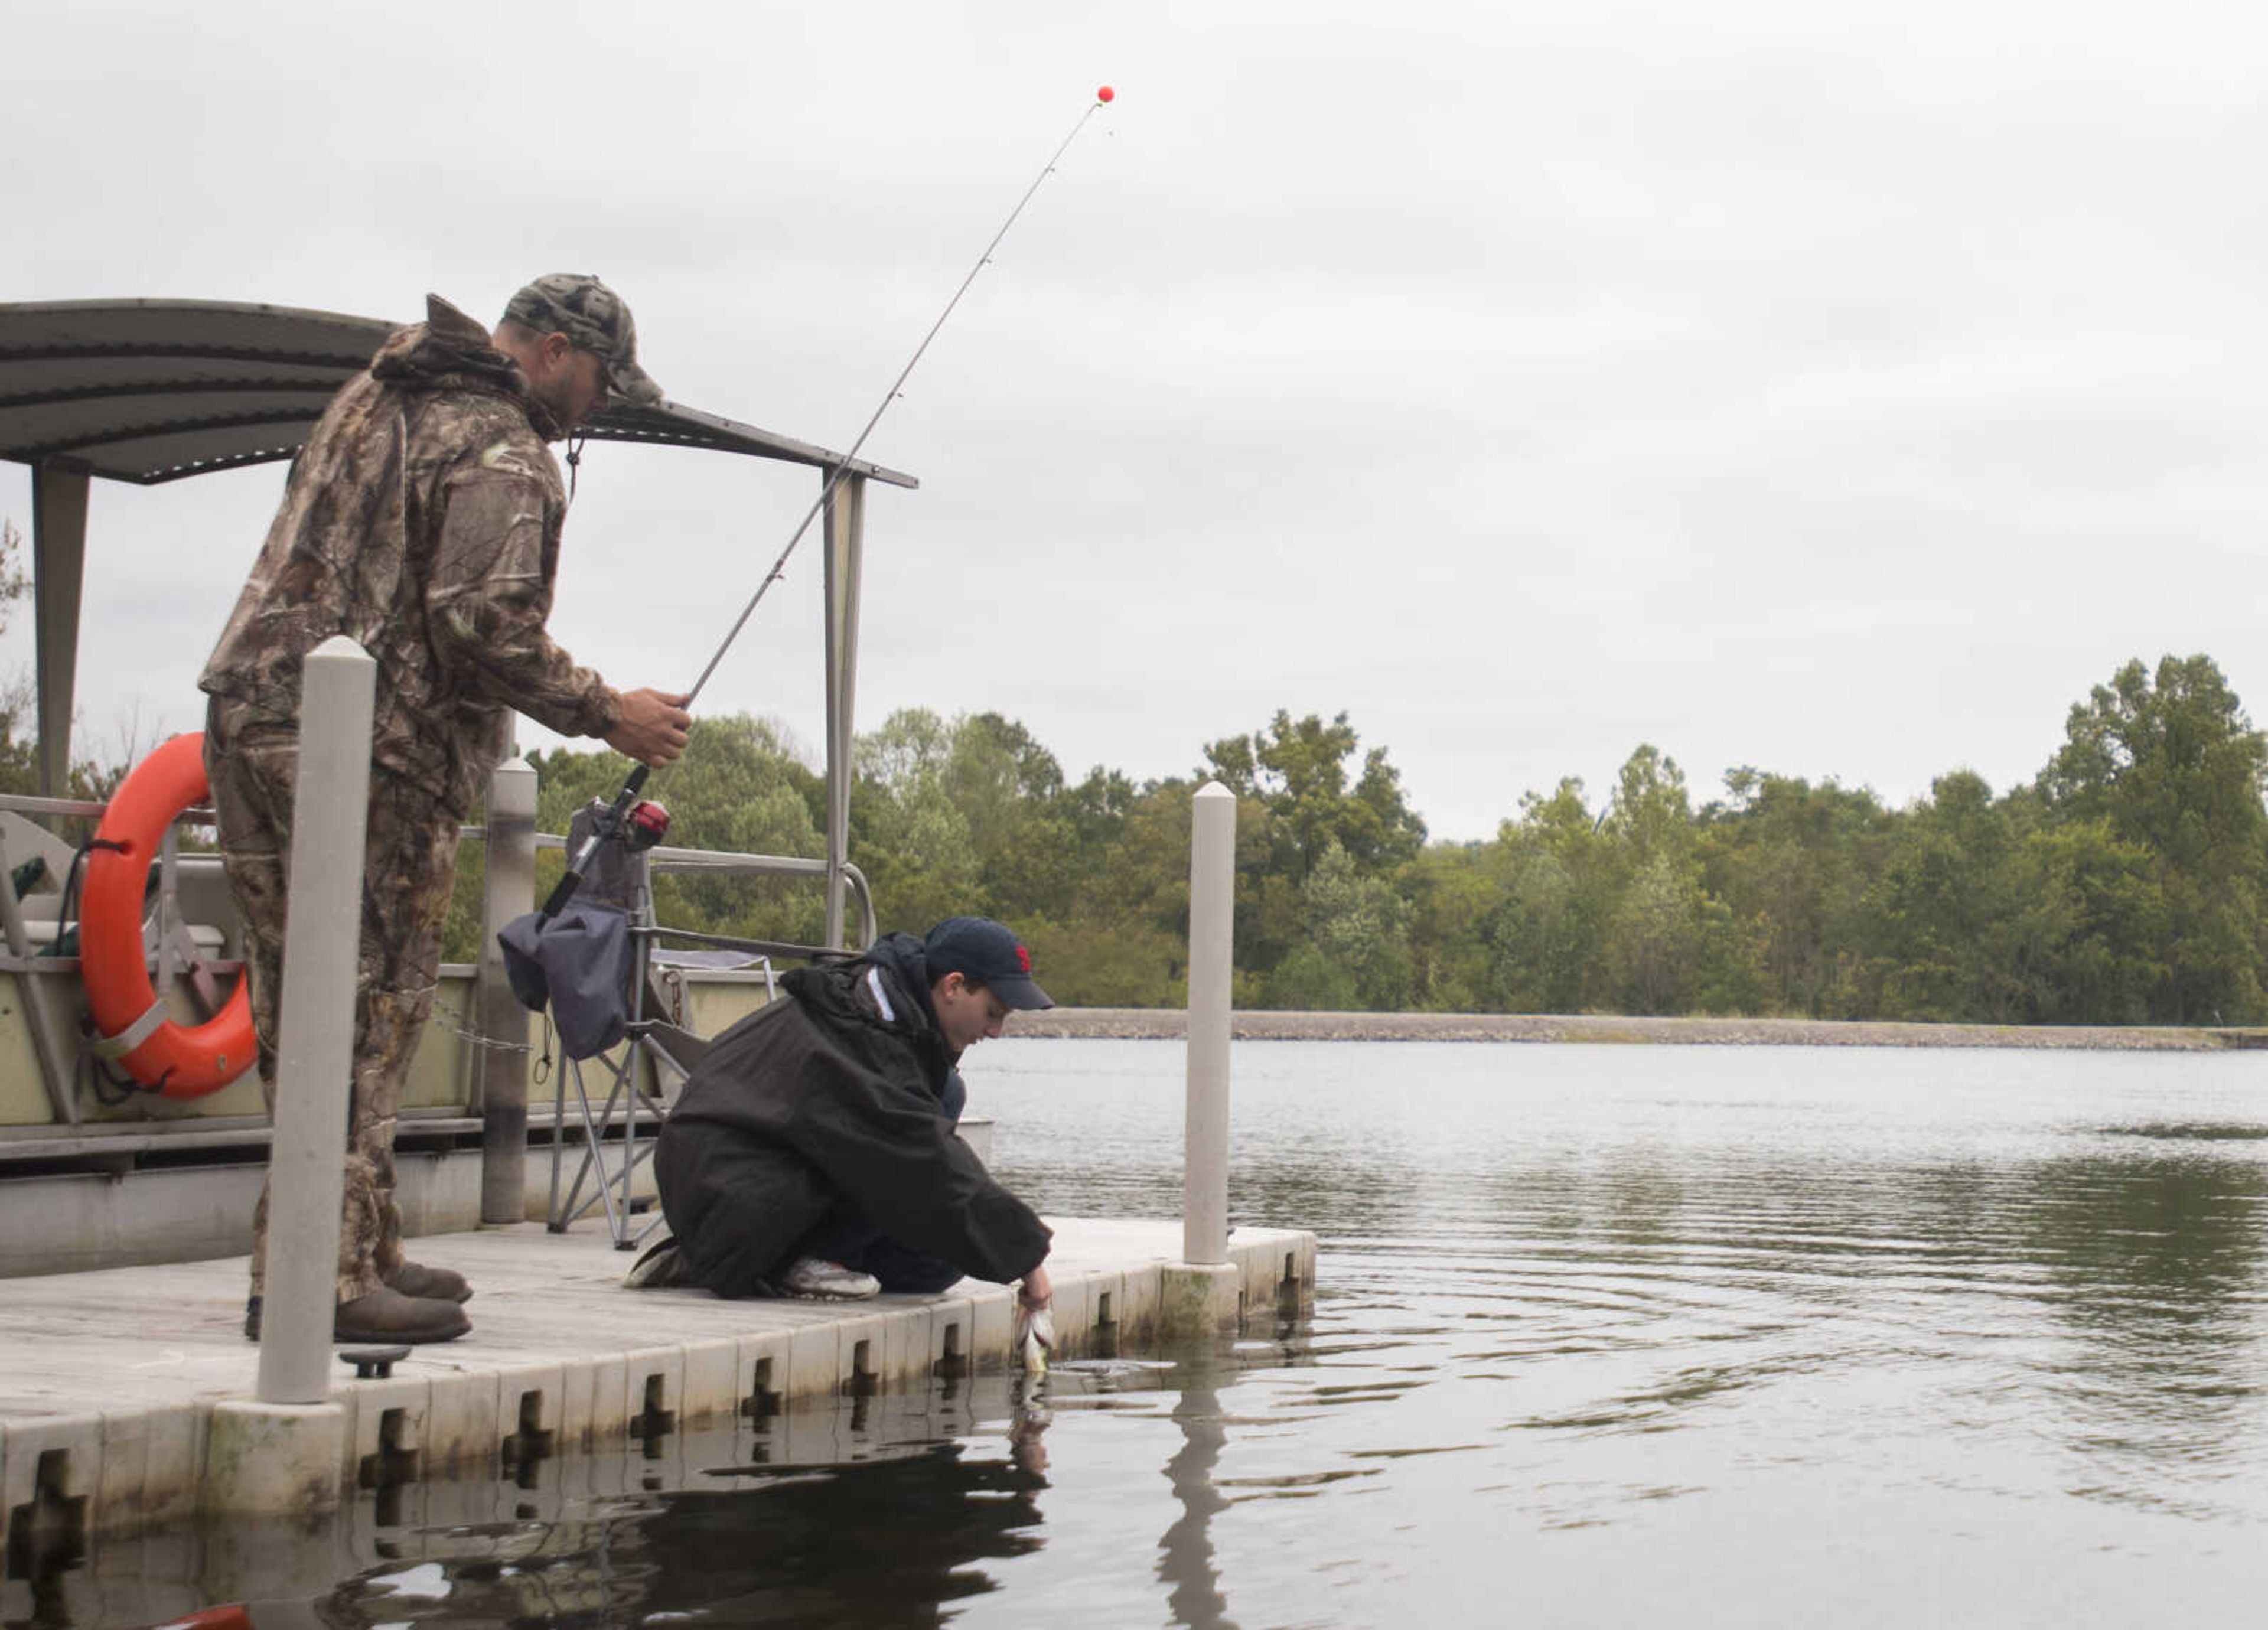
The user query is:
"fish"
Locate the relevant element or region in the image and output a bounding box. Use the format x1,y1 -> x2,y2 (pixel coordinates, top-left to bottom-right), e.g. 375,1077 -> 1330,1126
1017,1305 -> 1056,1381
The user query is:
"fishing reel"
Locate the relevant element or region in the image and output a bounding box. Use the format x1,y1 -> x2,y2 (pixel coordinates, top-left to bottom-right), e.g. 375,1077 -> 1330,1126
624,799 -> 671,852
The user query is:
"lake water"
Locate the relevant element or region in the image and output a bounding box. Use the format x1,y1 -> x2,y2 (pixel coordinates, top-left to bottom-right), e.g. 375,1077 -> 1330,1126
41,1039 -> 2268,1628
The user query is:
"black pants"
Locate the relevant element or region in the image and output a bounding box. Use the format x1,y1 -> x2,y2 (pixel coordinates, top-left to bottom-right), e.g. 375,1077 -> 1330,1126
800,1202 -> 964,1293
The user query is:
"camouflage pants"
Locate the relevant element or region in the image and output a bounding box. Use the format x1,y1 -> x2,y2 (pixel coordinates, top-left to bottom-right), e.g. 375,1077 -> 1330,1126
205,697 -> 462,1302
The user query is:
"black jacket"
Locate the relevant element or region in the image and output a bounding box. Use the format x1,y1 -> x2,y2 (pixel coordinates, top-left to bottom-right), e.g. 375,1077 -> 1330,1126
655,934 -> 1051,1295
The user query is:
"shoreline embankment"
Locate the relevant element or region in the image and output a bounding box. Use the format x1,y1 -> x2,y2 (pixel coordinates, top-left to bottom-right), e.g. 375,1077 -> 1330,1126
1015,1009 -> 2268,1052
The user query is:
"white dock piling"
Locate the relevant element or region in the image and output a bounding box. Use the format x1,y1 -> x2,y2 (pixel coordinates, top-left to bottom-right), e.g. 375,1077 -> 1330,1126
1182,781 -> 1236,1267
255,635 -> 375,1406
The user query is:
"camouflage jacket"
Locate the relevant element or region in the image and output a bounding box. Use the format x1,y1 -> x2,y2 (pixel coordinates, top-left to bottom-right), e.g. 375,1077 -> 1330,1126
200,295 -> 621,818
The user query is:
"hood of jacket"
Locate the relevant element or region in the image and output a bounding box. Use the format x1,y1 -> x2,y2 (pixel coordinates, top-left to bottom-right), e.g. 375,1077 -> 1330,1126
368,294 -> 563,442
863,933 -> 945,1035
780,932 -> 956,1094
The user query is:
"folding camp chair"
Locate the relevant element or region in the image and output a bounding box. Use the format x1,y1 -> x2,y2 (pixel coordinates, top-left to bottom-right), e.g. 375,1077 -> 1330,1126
544,801 -> 775,1248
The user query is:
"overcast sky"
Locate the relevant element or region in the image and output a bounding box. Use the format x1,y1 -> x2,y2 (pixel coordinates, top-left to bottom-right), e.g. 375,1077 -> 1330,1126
8,0 -> 2267,840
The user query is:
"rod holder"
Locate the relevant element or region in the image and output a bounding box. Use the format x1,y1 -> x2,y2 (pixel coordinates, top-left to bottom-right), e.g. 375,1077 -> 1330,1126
478,755 -> 537,1222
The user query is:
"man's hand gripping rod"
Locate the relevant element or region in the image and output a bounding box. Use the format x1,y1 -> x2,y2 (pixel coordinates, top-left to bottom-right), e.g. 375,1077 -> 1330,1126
539,90 -> 1115,921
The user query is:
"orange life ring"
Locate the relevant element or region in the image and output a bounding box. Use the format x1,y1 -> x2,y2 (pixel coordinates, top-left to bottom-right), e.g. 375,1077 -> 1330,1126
81,732 -> 255,1098
134,1606 -> 253,1630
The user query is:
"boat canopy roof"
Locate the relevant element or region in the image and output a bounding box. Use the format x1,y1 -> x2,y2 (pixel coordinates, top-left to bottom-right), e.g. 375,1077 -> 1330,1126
0,298 -> 917,488
0,296 -> 905,847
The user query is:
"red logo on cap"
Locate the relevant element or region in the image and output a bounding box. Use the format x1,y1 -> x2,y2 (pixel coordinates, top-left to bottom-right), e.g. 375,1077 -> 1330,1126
1015,943 -> 1032,973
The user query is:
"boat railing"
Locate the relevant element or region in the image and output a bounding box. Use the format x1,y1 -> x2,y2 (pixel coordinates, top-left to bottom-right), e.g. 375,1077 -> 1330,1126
0,771 -> 876,1156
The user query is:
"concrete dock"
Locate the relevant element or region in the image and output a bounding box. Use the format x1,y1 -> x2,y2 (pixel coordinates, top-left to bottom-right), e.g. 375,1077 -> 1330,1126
1,1216 -> 1317,1549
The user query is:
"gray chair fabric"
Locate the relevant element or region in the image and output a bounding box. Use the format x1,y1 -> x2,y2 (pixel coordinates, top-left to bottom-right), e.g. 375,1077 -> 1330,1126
498,901 -> 634,1060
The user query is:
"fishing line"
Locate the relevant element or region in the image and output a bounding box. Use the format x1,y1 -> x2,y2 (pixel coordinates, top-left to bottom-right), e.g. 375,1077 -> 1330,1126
542,86 -> 1116,918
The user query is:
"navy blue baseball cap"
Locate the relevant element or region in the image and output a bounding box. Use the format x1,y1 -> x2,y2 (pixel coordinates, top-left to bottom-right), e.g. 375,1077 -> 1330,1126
923,917 -> 1053,1010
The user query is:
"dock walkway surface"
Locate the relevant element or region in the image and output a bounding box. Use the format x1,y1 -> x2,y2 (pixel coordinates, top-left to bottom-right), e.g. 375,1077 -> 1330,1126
1,1215 -> 1315,1544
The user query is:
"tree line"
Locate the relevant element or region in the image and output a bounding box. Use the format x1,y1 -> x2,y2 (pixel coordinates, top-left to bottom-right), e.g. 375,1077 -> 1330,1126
488,651 -> 2268,1027
16,503 -> 2253,1026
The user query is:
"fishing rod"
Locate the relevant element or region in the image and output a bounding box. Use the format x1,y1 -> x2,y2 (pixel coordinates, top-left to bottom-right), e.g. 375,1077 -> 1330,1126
540,86 -> 1117,920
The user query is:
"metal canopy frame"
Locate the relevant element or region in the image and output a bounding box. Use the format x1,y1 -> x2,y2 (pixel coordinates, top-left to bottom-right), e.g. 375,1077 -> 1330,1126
0,296 -> 915,950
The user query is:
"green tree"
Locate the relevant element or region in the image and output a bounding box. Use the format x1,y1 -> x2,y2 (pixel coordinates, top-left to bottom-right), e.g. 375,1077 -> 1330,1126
1202,709 -> 1426,884
1860,770 -> 2031,1021
0,670 -> 39,798
647,715 -> 827,943
1267,838 -> 1415,1010
1017,912 -> 1187,1007
2040,655 -> 2268,1022
1608,852 -> 1707,1013
2042,656 -> 2268,866
941,712 -> 1077,924
401,664 -> 2268,1023
1593,746 -> 1749,1014
0,518 -> 115,801
442,713 -> 830,961
1199,710 -> 1425,986
1487,778 -> 1612,1012
0,522 -> 45,793
0,519 -> 29,610
1603,745 -> 1692,862
851,707 -> 980,934
1400,842 -> 1498,1012
1699,770 -> 1892,1017
2012,816 -> 2167,1024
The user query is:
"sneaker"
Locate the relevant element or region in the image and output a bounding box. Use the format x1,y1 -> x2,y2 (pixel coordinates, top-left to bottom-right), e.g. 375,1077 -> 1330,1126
779,1256 -> 880,1300
623,1235 -> 691,1289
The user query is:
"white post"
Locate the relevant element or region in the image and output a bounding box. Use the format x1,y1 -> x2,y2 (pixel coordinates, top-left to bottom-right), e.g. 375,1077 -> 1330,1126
478,755 -> 537,1223
31,464 -> 89,801
1183,781 -> 1236,1266
821,472 -> 866,950
257,636 -> 376,1405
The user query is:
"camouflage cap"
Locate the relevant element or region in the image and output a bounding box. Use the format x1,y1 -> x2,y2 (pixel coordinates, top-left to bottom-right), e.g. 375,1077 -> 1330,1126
503,273 -> 663,410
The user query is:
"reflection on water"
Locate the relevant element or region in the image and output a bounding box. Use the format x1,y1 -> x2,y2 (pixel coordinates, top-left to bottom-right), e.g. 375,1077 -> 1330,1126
16,1042 -> 2268,1629
24,1381 -> 1060,1630
1159,1373 -> 1236,1630
317,1435 -> 1051,1630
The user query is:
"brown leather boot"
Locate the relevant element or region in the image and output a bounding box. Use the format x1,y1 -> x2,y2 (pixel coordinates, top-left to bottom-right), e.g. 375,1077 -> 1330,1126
334,1286 -> 470,1344
389,1262 -> 472,1303
244,1286 -> 471,1344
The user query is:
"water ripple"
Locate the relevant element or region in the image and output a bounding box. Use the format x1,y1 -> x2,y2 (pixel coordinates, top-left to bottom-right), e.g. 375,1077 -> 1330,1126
109,1041 -> 2268,1630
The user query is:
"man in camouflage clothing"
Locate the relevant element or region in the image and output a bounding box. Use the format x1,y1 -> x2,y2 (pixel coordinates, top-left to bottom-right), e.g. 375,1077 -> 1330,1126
201,275 -> 693,1344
